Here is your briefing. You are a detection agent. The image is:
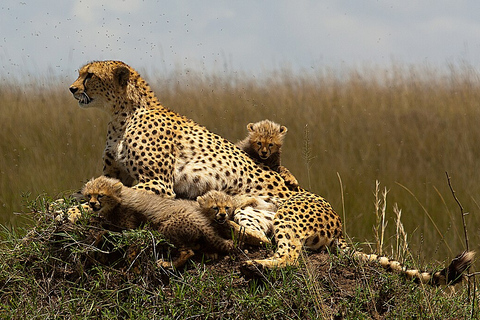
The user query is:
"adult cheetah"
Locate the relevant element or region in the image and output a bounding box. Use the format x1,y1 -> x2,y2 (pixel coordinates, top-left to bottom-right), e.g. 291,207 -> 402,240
69,60 -> 473,285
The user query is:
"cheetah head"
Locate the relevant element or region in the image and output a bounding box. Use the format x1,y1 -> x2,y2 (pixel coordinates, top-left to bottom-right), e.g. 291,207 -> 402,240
197,190 -> 235,224
252,139 -> 277,160
81,176 -> 123,215
69,60 -> 132,110
247,120 -> 287,160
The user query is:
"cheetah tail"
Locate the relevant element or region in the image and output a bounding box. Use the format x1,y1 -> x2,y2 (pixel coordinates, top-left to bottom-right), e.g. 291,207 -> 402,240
337,239 -> 475,286
433,250 -> 475,285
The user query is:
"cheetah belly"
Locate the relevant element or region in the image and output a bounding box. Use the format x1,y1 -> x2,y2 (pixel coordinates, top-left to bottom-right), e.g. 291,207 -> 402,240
173,160 -> 229,199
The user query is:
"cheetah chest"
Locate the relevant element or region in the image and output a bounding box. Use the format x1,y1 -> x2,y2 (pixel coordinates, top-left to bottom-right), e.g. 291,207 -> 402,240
106,138 -> 128,166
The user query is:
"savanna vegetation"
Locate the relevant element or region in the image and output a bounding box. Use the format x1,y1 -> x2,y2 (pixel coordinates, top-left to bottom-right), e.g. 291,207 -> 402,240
1,62 -> 480,318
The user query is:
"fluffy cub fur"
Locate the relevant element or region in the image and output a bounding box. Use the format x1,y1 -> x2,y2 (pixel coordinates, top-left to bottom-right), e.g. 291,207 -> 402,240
236,119 -> 299,189
197,190 -> 280,246
82,176 -> 235,267
197,190 -> 275,223
197,190 -> 236,225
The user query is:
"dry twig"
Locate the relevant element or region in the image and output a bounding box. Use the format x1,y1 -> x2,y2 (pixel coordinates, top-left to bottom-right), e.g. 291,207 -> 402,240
445,172 -> 469,251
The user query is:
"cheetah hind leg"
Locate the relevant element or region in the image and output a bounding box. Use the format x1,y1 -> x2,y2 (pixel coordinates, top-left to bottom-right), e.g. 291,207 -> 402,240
244,238 -> 304,268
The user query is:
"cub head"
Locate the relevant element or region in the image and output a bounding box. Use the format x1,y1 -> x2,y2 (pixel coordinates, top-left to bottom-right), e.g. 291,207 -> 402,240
247,120 -> 287,160
69,60 -> 134,110
81,176 -> 123,214
197,190 -> 235,224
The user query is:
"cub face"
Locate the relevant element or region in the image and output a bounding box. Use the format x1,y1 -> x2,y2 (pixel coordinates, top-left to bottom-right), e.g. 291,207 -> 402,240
250,137 -> 279,160
197,190 -> 235,224
81,176 -> 123,214
247,121 -> 287,160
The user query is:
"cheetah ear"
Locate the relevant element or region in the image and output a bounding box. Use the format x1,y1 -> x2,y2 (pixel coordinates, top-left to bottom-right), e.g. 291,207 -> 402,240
113,66 -> 130,88
280,126 -> 288,134
247,123 -> 255,132
196,196 -> 204,206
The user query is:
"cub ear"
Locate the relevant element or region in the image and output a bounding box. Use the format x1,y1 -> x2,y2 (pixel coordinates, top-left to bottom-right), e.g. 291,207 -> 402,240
113,66 -> 130,88
279,125 -> 288,134
247,123 -> 255,132
196,196 -> 205,207
112,181 -> 123,192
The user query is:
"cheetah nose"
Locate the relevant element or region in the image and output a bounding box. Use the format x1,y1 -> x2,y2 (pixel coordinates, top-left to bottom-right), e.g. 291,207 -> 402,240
69,86 -> 78,94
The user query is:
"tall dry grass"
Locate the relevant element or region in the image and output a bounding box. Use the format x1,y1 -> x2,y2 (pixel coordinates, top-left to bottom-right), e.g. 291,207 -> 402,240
1,62 -> 480,263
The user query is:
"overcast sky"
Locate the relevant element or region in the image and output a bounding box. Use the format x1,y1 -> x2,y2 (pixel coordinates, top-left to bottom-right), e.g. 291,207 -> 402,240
1,0 -> 480,80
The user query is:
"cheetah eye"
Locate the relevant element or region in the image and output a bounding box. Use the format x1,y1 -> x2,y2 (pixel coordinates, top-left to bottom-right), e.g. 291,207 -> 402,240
268,143 -> 274,147
212,206 -> 219,212
84,72 -> 94,85
256,142 -> 262,147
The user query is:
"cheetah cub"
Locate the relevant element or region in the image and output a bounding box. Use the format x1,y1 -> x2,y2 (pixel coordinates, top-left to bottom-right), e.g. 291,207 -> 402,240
197,190 -> 237,225
236,119 -> 299,189
197,190 -> 280,246
81,176 -> 235,268
197,190 -> 237,252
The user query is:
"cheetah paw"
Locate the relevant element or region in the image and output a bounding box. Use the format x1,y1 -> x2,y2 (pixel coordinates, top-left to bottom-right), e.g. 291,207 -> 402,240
54,203 -> 91,223
156,259 -> 175,269
229,221 -> 271,246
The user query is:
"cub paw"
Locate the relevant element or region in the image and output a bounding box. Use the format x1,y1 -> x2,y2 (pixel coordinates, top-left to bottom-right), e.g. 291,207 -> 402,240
156,259 -> 175,269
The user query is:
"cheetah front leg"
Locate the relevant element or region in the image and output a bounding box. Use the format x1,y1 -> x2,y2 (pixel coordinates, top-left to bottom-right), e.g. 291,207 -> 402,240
133,156 -> 177,197
111,144 -> 177,197
227,220 -> 271,246
277,166 -> 299,188
157,248 -> 196,269
103,150 -> 136,187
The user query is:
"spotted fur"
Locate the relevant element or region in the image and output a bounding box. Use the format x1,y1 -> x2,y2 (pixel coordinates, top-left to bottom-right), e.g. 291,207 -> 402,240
70,61 -> 474,285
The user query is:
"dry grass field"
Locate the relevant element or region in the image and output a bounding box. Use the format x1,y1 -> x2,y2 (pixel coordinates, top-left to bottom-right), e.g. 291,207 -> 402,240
1,62 -> 480,264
